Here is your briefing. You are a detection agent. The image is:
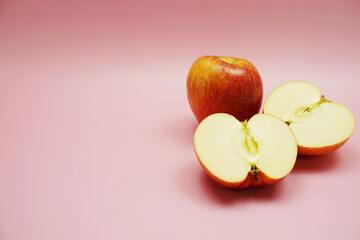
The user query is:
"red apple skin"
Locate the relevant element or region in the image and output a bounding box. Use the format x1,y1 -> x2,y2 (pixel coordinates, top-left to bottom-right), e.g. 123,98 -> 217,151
195,151 -> 286,190
298,137 -> 350,155
187,56 -> 263,123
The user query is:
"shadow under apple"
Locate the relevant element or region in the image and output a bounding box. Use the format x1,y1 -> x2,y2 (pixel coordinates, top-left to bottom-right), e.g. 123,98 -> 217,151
178,160 -> 300,206
198,171 -> 285,205
178,161 -> 283,205
292,151 -> 339,173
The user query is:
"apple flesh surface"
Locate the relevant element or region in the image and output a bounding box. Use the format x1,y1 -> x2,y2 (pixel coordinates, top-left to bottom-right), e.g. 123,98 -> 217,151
194,113 -> 297,189
187,56 -> 263,123
263,81 -> 356,155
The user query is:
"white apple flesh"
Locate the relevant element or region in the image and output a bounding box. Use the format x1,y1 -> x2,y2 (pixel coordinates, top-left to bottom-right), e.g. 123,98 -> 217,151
194,113 -> 297,189
263,81 -> 355,155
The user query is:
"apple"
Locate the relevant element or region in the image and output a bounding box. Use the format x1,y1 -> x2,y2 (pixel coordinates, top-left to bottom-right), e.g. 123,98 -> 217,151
194,113 -> 297,189
187,56 -> 263,123
263,81 -> 356,155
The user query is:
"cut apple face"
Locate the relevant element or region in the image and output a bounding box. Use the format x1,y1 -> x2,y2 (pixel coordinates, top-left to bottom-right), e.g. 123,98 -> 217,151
194,113 -> 297,189
263,81 -> 355,155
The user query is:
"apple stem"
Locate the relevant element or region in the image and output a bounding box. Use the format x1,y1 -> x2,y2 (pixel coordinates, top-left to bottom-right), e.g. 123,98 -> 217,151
251,165 -> 259,181
319,95 -> 331,104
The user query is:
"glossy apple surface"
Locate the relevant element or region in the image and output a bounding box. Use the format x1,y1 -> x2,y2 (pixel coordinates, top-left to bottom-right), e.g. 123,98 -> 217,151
263,81 -> 356,155
194,113 -> 297,189
187,56 -> 263,123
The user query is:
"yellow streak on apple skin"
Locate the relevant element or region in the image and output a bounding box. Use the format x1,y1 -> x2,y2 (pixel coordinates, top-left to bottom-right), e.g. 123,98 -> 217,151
187,56 -> 263,123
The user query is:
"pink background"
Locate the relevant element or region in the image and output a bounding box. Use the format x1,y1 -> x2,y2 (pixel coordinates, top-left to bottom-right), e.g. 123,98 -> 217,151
0,0 -> 359,239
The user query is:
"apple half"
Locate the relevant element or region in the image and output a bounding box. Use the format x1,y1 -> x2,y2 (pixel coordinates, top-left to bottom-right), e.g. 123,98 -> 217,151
194,113 -> 297,189
264,81 -> 355,155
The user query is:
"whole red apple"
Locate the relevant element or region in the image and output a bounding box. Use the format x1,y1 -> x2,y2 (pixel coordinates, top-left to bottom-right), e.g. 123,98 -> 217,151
187,56 -> 263,122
